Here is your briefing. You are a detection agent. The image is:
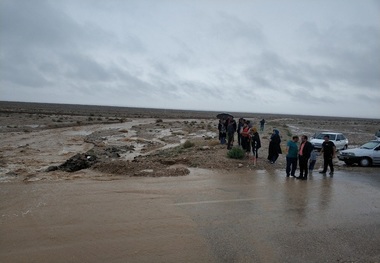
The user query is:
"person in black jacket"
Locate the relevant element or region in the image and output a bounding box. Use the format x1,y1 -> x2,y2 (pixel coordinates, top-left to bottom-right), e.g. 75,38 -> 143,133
296,135 -> 314,180
267,129 -> 282,164
226,117 -> 237,150
250,127 -> 261,158
319,135 -> 336,175
236,118 -> 244,146
218,119 -> 227,144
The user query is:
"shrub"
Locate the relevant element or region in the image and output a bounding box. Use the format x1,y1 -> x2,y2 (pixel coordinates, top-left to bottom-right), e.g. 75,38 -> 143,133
183,140 -> 195,149
227,147 -> 245,159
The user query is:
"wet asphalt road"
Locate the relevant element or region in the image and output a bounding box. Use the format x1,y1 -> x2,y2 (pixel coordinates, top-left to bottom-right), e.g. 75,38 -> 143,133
1,168 -> 380,262
170,169 -> 380,262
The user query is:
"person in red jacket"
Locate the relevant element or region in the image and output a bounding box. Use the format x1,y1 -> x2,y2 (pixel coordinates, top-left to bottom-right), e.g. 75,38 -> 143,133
240,121 -> 251,155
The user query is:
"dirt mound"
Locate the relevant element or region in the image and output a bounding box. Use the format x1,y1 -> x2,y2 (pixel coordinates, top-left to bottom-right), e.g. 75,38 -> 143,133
93,159 -> 190,177
47,153 -> 97,172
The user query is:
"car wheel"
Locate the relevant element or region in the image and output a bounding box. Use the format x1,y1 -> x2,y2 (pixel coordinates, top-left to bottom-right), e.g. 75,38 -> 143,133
343,145 -> 348,150
359,158 -> 371,167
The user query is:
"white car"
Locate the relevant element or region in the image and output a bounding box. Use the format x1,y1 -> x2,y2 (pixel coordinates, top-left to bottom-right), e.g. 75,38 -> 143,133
310,132 -> 348,151
338,140 -> 380,167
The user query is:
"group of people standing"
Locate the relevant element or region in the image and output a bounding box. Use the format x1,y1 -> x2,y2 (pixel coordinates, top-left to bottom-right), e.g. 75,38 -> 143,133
284,135 -> 315,180
218,117 -> 262,158
284,133 -> 335,180
218,117 -> 336,179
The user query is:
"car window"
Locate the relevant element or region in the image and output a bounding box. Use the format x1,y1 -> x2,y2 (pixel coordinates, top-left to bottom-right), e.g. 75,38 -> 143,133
316,133 -> 336,140
341,135 -> 346,140
360,142 -> 379,149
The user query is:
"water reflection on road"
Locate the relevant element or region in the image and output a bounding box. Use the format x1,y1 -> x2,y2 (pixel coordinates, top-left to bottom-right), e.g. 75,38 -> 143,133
1,168 -> 379,263
174,168 -> 380,262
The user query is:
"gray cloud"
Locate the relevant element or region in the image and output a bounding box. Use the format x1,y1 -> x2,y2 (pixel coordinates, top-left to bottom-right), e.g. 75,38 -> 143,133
301,24 -> 380,91
1,0 -> 379,118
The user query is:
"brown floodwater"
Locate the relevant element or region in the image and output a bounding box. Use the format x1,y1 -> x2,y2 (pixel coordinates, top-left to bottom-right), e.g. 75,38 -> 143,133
1,168 -> 380,262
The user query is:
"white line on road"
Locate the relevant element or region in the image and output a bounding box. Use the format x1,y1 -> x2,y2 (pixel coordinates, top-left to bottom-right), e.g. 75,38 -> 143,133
172,198 -> 265,206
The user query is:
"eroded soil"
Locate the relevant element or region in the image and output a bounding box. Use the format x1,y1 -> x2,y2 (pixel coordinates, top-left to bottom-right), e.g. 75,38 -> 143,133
0,102 -> 379,183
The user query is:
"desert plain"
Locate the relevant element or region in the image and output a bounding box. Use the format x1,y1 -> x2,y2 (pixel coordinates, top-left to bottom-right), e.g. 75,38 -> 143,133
1,101 -> 379,181
1,101 -> 380,262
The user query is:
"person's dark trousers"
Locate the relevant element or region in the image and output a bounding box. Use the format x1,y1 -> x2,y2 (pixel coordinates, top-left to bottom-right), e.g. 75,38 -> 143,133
286,157 -> 297,176
270,153 -> 279,163
237,133 -> 242,146
252,145 -> 259,158
227,132 -> 234,150
322,156 -> 334,173
241,137 -> 248,150
298,155 -> 309,178
309,160 -> 316,171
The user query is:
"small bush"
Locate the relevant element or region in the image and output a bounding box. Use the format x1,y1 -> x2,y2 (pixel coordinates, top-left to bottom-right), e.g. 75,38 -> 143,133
183,140 -> 195,149
227,147 -> 245,159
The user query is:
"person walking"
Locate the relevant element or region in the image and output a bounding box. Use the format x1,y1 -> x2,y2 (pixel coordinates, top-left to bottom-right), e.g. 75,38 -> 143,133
260,118 -> 265,132
319,135 -> 336,175
296,135 -> 313,180
286,136 -> 299,177
267,129 -> 282,164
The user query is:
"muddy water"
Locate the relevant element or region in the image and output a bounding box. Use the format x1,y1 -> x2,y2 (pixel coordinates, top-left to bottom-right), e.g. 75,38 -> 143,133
1,168 -> 380,262
0,118 -> 219,182
0,119 -> 162,181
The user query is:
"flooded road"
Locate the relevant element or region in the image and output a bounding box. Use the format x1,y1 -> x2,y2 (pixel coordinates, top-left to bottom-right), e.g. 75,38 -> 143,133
1,169 -> 380,262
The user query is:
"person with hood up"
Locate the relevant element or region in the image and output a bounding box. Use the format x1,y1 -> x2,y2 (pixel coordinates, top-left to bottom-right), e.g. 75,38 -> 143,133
267,129 -> 282,164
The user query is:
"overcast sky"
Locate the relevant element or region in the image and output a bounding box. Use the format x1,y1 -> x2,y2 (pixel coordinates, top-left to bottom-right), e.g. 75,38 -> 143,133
1,0 -> 379,118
